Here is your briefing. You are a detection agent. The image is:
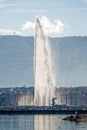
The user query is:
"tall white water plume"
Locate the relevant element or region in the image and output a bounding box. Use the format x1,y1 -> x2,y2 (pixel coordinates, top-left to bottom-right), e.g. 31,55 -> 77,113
34,17 -> 55,106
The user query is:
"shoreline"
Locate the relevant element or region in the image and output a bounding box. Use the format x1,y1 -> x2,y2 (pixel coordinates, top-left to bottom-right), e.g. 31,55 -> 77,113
0,109 -> 87,115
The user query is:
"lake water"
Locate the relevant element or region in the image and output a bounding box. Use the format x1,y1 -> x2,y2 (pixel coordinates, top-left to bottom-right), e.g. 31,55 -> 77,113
0,115 -> 87,130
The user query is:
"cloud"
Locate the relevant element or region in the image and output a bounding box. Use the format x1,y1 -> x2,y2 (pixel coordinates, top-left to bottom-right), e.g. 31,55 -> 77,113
0,29 -> 21,35
0,3 -> 16,8
40,16 -> 64,34
22,16 -> 64,35
0,2 -> 39,9
22,21 -> 35,30
7,9 -> 45,13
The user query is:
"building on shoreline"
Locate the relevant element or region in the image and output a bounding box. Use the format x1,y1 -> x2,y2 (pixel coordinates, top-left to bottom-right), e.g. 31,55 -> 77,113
0,86 -> 87,107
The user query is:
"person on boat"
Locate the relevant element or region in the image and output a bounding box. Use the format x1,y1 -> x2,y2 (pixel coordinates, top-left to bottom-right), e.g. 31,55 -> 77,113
74,112 -> 80,120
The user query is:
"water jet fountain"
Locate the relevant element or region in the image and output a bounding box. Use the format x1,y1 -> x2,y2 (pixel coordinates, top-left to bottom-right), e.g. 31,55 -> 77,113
34,17 -> 55,106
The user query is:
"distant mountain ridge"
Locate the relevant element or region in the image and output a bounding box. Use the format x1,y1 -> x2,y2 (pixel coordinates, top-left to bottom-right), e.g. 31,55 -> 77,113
0,35 -> 87,87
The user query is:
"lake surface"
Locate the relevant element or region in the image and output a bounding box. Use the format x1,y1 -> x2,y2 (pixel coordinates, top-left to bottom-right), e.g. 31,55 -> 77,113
0,115 -> 87,130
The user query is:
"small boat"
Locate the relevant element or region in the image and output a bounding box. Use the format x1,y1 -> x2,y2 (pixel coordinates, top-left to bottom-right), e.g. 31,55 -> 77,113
63,112 -> 81,122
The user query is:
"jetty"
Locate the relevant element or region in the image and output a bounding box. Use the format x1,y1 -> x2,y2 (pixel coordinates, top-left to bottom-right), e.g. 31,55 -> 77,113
0,105 -> 87,115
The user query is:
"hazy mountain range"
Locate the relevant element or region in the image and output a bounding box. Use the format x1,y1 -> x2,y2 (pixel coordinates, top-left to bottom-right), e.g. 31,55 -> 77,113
0,35 -> 87,88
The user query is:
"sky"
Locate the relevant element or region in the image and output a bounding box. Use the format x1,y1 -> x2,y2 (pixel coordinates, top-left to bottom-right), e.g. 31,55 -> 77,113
0,0 -> 87,88
0,0 -> 87,36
